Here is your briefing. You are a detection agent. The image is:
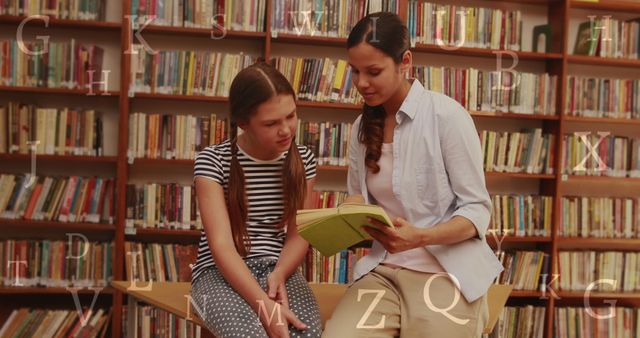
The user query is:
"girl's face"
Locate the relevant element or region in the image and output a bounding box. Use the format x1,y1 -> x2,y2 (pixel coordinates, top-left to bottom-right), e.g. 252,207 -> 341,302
348,42 -> 410,106
239,94 -> 297,156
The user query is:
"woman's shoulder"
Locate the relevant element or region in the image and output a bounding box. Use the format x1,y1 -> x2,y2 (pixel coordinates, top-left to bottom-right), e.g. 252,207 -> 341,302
296,144 -> 315,158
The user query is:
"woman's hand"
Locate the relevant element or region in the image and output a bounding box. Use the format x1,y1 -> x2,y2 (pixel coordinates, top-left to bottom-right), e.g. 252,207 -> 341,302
363,217 -> 430,253
341,194 -> 365,205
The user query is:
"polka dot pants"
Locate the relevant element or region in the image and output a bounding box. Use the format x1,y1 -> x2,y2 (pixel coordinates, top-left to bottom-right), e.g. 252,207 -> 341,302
190,257 -> 322,338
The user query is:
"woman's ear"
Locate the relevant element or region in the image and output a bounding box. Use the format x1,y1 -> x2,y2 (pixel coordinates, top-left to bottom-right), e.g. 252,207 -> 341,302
400,50 -> 412,74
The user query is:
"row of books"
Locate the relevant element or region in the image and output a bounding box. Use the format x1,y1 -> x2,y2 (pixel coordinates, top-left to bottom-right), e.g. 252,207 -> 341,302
565,76 -> 640,120
574,18 -> 640,60
487,306 -> 546,338
0,0 -> 106,20
488,195 -> 553,238
294,121 -> 352,166
273,57 -> 360,104
0,308 -> 111,338
0,102 -> 104,156
270,0 -> 398,38
556,251 -> 640,292
129,47 -> 255,97
0,174 -> 116,224
123,304 -> 201,338
555,307 -> 640,338
132,0 -> 265,32
413,67 -> 558,116
301,248 -> 370,284
407,2 -> 522,50
0,40 -> 105,90
561,134 -> 640,178
559,197 -> 640,238
0,239 -> 113,288
479,129 -> 555,175
124,242 -> 197,283
308,190 -> 347,209
125,183 -> 202,230
127,112 -> 228,160
495,251 -> 549,291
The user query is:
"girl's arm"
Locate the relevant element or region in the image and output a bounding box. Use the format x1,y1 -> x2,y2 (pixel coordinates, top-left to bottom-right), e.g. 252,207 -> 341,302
271,177 -> 316,281
195,176 -> 271,312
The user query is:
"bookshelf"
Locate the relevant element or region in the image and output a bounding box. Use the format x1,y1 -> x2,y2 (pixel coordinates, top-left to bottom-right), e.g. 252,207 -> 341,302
1,0 -> 640,337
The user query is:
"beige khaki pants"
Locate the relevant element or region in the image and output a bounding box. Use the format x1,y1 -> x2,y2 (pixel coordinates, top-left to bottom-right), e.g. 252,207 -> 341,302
322,264 -> 488,338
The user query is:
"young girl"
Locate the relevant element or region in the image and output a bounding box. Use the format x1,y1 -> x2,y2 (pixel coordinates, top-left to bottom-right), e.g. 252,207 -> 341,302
190,63 -> 322,338
322,13 -> 503,337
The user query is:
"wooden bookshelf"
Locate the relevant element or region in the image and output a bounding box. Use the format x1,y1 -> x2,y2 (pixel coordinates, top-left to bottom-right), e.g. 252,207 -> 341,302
567,55 -> 640,68
0,85 -> 119,97
0,154 -> 118,163
139,25 -> 266,39
563,115 -> 640,126
1,0 -> 639,336
0,15 -> 121,31
0,287 -> 115,294
569,0 -> 640,12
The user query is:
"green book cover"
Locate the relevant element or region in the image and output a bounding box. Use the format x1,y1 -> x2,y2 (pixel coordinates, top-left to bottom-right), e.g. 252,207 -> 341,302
296,203 -> 393,257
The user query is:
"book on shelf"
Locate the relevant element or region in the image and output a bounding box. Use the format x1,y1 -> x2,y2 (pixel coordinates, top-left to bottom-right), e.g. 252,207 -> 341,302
0,40 -> 105,90
132,0 -> 265,32
0,239 -> 113,288
486,306 -> 546,338
309,190 -> 348,209
0,174 -> 115,224
573,17 -> 640,60
296,203 -> 393,257
0,307 -> 111,338
565,76 -> 640,120
301,247 -> 370,284
0,0 -> 106,21
124,242 -> 197,283
0,102 -> 104,156
295,120 -> 352,167
129,47 -> 256,97
128,112 -> 228,160
271,0 -> 398,38
555,307 -> 639,338
407,1 -> 522,50
273,57 -> 361,104
562,134 -> 640,178
479,128 -> 555,175
560,196 -> 640,238
489,195 -> 553,237
556,251 -> 640,292
122,303 -> 201,338
412,66 -> 557,116
125,183 -> 202,230
494,250 -> 550,292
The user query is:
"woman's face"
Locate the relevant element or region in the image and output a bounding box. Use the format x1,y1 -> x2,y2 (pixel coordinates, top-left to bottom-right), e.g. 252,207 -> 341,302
240,94 -> 298,155
348,42 -> 409,106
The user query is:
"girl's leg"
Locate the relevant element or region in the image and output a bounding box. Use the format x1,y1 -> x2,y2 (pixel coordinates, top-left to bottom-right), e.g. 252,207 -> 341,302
190,266 -> 268,338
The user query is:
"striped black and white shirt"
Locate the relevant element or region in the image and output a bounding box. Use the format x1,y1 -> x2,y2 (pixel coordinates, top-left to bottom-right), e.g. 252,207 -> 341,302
191,140 -> 317,282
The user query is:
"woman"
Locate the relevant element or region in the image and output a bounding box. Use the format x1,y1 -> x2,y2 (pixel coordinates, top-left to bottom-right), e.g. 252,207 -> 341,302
190,62 -> 322,338
322,12 -> 503,338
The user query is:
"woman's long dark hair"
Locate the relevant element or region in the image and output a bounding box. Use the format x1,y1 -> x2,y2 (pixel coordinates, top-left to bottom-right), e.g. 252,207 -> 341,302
227,62 -> 307,257
347,12 -> 410,173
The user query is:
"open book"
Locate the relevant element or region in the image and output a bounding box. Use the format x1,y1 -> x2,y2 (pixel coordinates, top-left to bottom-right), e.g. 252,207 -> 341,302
296,203 -> 394,257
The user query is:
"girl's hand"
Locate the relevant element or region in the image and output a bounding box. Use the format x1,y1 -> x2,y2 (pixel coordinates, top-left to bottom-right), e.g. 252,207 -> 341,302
363,217 -> 430,253
267,271 -> 289,308
257,298 -> 307,338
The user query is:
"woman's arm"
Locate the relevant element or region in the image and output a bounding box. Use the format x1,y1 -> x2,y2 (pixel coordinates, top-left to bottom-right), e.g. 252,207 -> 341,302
195,177 -> 271,312
271,177 -> 316,281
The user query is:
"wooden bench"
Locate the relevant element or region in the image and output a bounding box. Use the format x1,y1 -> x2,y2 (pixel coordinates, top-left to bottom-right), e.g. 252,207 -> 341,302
112,281 -> 511,337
